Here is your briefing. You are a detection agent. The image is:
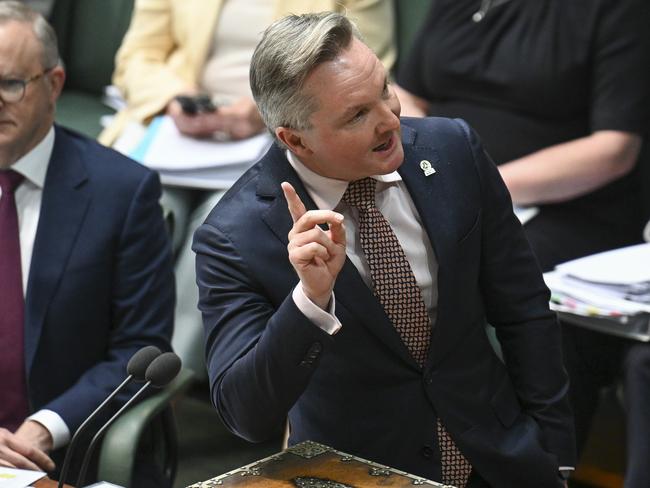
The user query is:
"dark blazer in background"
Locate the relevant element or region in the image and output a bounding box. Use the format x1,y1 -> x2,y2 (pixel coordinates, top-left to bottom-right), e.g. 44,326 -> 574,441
24,126 -> 174,479
194,117 -> 575,488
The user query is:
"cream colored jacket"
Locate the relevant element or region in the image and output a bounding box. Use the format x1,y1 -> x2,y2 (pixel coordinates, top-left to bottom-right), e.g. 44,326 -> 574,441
100,0 -> 396,145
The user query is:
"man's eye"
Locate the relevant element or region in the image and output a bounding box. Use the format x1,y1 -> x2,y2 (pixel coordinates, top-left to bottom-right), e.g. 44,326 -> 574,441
350,110 -> 367,122
0,79 -> 24,93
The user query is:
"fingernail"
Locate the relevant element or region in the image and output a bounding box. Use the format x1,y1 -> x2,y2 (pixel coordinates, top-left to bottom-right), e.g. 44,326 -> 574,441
335,213 -> 344,222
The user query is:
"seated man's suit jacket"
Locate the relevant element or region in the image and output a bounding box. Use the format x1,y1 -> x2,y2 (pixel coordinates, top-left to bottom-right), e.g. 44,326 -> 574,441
25,126 -> 174,479
193,117 -> 575,488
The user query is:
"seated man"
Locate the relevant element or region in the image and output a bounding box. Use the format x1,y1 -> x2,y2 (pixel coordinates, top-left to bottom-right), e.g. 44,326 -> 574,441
194,12 -> 575,488
0,2 -> 174,485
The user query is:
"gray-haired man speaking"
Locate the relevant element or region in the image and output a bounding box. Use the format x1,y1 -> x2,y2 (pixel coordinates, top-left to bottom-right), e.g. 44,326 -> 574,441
194,12 -> 575,488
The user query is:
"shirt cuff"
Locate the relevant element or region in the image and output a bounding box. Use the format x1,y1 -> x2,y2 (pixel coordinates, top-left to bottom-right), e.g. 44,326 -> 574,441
558,467 -> 575,481
27,409 -> 71,450
292,283 -> 342,335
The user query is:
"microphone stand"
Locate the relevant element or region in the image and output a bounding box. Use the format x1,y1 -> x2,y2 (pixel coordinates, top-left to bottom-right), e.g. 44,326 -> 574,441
75,381 -> 152,488
57,375 -> 133,488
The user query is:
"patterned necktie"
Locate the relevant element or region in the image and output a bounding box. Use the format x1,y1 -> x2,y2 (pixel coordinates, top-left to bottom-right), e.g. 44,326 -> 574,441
0,170 -> 29,431
342,177 -> 472,487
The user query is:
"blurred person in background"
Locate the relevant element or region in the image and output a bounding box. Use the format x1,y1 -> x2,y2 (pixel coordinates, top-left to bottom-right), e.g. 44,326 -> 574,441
395,1 -> 650,486
99,0 -> 396,376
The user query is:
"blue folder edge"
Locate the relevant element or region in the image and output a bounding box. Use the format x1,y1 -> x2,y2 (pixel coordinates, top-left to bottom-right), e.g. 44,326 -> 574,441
129,116 -> 163,162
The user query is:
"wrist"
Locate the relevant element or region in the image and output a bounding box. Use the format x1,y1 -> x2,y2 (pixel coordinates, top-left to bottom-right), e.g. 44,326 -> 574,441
17,420 -> 53,452
301,284 -> 332,310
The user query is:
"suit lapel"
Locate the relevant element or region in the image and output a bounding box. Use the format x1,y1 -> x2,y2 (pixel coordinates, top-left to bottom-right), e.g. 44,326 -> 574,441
24,128 -> 90,373
257,145 -> 419,370
399,124 -> 462,368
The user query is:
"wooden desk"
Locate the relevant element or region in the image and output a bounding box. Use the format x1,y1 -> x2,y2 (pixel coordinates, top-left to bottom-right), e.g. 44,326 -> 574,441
189,440 -> 448,487
34,478 -> 72,488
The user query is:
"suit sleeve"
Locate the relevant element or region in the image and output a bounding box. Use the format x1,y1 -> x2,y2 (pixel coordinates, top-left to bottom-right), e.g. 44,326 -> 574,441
456,119 -> 577,467
43,171 -> 174,433
193,221 -> 334,442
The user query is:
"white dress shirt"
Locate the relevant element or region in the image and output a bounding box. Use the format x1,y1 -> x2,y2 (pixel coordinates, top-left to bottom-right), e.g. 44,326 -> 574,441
4,127 -> 71,449
286,150 -> 439,334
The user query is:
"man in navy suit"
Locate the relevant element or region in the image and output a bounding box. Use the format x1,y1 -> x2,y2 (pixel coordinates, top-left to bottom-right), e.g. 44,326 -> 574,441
0,2 -> 173,483
194,12 -> 575,488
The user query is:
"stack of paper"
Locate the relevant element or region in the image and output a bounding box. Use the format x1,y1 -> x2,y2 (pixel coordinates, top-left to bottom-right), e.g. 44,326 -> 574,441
114,116 -> 273,190
0,466 -> 45,487
543,243 -> 650,321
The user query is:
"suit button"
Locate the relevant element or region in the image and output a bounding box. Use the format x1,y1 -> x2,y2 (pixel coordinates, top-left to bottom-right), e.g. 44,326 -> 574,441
420,445 -> 434,459
311,342 -> 322,353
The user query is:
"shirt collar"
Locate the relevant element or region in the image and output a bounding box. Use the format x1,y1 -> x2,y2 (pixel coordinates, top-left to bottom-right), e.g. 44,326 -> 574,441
285,149 -> 402,210
11,126 -> 55,189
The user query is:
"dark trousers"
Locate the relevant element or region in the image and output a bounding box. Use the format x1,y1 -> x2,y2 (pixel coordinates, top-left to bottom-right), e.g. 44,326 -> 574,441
467,471 -> 492,487
563,325 -> 650,488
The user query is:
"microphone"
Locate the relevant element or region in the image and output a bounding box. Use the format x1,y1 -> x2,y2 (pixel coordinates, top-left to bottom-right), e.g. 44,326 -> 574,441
57,346 -> 162,488
76,352 -> 182,487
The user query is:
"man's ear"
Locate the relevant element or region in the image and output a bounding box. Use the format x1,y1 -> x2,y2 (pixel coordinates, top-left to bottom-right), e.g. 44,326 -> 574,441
276,126 -> 312,158
48,65 -> 66,101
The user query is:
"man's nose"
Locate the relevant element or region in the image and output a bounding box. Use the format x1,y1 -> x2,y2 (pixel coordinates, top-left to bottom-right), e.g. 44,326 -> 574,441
376,101 -> 400,134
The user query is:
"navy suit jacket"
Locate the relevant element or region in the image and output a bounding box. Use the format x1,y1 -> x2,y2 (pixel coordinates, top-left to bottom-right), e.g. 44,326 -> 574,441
194,117 -> 575,487
24,126 -> 174,464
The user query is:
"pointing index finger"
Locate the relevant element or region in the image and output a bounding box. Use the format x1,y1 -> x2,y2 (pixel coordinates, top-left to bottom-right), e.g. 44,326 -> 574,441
281,182 -> 307,223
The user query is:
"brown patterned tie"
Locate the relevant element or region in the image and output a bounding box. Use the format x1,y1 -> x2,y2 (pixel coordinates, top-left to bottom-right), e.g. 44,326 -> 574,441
342,177 -> 472,488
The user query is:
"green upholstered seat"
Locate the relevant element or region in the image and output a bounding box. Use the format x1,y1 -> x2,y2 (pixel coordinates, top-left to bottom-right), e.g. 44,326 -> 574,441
50,0 -> 134,138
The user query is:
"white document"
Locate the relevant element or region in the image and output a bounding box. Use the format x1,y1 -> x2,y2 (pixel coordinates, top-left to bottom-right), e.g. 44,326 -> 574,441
131,116 -> 272,171
83,482 -> 125,488
555,243 -> 650,285
544,270 -> 650,316
158,161 -> 256,190
0,467 -> 45,488
513,205 -> 539,225
112,117 -> 271,189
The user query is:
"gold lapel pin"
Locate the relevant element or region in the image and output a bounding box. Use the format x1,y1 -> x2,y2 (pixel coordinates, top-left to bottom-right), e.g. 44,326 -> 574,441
420,160 -> 436,176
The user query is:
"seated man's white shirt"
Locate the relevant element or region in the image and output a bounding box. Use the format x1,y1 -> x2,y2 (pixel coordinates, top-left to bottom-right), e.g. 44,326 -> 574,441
8,127 -> 71,449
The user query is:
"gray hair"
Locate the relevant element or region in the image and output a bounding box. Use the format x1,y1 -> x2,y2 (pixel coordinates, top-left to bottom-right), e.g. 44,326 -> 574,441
0,0 -> 60,69
250,11 -> 362,146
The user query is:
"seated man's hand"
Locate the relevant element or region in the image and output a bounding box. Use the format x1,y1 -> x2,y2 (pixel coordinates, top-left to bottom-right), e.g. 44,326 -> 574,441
282,182 -> 346,310
0,422 -> 55,472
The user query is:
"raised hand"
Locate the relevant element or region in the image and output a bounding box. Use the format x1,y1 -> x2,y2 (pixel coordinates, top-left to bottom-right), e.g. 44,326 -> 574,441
282,182 -> 346,309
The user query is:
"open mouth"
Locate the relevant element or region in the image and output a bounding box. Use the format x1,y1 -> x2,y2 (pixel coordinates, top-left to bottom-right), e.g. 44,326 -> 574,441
372,134 -> 394,152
